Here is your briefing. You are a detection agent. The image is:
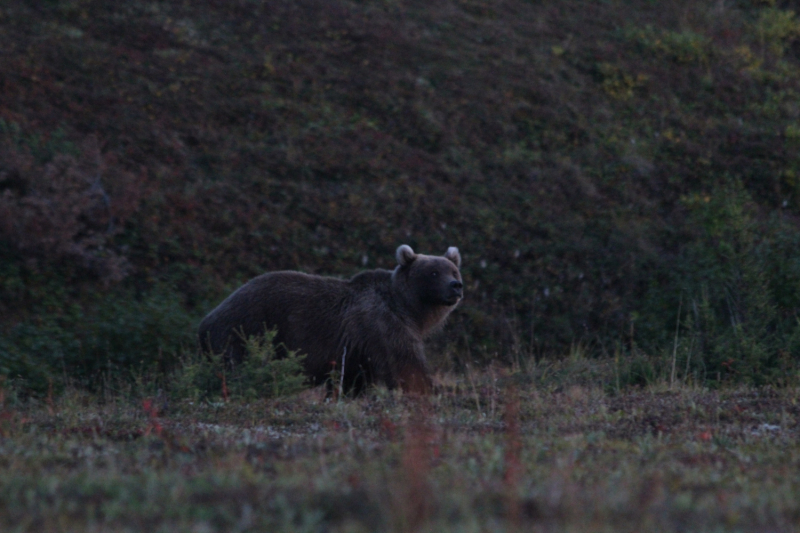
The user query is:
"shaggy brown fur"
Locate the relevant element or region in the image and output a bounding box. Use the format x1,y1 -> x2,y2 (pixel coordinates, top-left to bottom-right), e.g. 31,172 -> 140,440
198,245 -> 463,394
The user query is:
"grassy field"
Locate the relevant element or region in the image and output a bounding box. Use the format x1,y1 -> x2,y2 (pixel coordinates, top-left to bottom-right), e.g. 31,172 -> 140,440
2,365 -> 799,532
3,1 -> 800,529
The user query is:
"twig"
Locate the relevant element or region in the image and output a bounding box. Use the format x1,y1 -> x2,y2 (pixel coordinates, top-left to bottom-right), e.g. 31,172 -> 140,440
670,295 -> 683,389
504,386 -> 521,527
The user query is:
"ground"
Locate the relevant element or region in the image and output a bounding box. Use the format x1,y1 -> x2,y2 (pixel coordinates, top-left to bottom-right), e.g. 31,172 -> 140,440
1,367 -> 798,532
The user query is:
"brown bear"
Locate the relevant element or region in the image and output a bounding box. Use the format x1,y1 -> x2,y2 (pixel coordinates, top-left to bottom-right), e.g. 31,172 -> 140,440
197,245 -> 463,394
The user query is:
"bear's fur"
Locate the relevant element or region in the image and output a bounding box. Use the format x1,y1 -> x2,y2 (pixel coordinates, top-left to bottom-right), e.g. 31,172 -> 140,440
197,245 -> 463,394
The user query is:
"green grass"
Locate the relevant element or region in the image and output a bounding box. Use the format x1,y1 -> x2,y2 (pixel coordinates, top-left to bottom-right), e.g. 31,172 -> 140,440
1,368 -> 799,532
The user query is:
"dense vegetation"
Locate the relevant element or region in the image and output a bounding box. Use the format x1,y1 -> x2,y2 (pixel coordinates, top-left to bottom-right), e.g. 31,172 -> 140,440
3,0 -> 800,390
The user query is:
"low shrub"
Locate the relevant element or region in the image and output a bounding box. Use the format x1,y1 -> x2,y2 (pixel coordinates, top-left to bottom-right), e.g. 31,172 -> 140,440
0,282 -> 198,393
173,327 -> 307,402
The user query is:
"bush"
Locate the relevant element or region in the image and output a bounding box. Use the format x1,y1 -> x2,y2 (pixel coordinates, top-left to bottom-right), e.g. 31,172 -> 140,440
636,180 -> 800,385
173,327 -> 307,402
0,281 -> 198,393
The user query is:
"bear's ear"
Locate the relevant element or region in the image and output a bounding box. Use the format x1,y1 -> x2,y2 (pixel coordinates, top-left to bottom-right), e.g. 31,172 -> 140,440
444,247 -> 461,268
396,244 -> 417,266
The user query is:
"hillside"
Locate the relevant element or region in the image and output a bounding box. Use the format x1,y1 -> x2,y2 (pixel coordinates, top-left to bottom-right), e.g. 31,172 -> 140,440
2,0 -> 800,389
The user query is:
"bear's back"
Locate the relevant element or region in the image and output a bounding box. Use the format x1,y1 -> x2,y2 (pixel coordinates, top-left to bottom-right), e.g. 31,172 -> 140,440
199,271 -> 349,363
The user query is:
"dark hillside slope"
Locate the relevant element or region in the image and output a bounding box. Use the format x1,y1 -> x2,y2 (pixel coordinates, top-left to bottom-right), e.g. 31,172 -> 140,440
2,0 -> 800,387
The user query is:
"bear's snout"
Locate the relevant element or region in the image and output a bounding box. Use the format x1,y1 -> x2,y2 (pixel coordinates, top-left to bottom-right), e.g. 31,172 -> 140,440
448,279 -> 463,302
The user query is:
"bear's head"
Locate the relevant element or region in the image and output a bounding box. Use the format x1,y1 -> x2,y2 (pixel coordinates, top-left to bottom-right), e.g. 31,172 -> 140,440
393,244 -> 463,309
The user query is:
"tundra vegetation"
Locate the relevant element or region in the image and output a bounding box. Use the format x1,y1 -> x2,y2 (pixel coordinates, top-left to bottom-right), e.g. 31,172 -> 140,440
1,0 -> 800,530
1,367 -> 800,532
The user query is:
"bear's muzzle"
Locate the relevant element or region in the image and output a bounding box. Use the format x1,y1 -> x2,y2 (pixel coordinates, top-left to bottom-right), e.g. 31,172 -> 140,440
446,280 -> 463,304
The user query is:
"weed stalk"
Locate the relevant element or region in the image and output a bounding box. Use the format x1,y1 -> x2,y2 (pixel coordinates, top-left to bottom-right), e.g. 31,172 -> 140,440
670,295 -> 682,390
504,386 -> 522,527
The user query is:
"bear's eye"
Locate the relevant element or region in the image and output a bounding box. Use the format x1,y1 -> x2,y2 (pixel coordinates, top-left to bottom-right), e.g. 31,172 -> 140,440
431,270 -> 439,277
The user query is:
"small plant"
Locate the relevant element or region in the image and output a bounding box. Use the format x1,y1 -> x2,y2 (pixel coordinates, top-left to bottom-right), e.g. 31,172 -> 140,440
174,327 -> 307,402
237,327 -> 308,400
597,62 -> 649,100
171,347 -> 224,403
615,352 -> 661,389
